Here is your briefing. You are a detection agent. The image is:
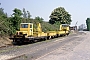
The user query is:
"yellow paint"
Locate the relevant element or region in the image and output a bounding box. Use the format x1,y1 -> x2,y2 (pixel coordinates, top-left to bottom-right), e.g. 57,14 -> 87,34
14,23 -> 70,38
33,23 -> 47,37
16,23 -> 33,37
47,31 -> 57,36
36,23 -> 42,32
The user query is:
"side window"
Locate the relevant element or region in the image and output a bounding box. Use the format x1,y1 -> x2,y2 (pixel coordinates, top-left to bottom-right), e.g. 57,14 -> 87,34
21,24 -> 24,28
21,24 -> 28,28
25,24 -> 28,28
30,24 -> 32,28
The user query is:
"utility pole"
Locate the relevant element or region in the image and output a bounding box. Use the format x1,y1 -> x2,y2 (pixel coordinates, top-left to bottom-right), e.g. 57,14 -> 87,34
75,21 -> 78,26
75,21 -> 78,30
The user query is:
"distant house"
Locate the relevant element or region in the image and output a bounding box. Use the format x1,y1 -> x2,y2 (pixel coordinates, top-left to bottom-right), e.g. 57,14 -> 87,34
78,24 -> 87,31
70,26 -> 77,30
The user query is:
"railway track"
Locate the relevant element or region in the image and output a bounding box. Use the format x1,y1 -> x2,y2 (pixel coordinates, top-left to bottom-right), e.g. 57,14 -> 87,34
0,33 -> 76,51
12,33 -> 85,60
0,32 -> 84,60
0,44 -> 13,49
0,33 -> 79,54
0,32 -> 85,60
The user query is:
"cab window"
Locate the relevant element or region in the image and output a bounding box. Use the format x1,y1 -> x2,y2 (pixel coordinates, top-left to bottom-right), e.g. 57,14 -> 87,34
21,24 -> 28,28
30,24 -> 32,28
62,24 -> 69,27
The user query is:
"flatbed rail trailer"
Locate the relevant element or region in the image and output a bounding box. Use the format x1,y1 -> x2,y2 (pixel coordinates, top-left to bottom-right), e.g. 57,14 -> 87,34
10,23 -> 70,44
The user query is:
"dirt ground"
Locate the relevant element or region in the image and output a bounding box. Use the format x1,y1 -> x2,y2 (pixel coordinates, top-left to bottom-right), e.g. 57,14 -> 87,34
0,31 -> 86,60
0,36 -> 12,47
37,31 -> 90,60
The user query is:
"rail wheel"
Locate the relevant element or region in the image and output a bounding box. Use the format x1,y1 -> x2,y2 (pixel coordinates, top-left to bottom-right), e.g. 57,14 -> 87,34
33,40 -> 38,43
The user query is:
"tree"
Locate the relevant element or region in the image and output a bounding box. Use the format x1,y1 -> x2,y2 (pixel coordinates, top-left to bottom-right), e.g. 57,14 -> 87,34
49,7 -> 72,25
22,8 -> 27,23
0,8 -> 4,16
22,8 -> 31,23
0,3 -> 6,17
0,3 -> 9,35
23,8 -> 27,18
35,16 -> 43,23
27,11 -> 31,19
11,8 -> 22,31
86,18 -> 90,31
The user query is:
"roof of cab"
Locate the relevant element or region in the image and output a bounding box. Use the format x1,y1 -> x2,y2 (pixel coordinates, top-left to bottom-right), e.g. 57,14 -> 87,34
62,24 -> 69,25
21,23 -> 33,24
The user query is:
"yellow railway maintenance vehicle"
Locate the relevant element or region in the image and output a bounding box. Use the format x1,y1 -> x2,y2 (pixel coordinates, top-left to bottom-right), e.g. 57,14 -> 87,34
12,23 -> 47,44
11,23 -> 70,44
47,24 -> 70,39
57,24 -> 70,36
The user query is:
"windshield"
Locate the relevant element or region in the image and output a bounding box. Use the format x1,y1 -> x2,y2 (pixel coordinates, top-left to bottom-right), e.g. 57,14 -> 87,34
21,24 -> 28,28
62,24 -> 69,27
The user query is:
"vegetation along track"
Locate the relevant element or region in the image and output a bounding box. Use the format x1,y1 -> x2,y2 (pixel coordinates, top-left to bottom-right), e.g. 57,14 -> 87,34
0,32 -> 77,52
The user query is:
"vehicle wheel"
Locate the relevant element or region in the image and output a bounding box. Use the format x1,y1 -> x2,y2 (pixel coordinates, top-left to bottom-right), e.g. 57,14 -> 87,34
33,40 -> 38,43
45,37 -> 47,40
51,36 -> 54,39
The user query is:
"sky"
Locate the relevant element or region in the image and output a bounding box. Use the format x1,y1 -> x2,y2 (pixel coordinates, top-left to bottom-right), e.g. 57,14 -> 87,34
0,0 -> 90,26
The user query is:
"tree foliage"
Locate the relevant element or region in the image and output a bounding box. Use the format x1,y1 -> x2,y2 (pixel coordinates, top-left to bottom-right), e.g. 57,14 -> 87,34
27,11 -> 31,19
35,16 -> 43,23
22,8 -> 31,23
0,3 -> 72,36
23,8 -> 27,18
49,7 -> 72,25
10,8 -> 22,34
0,4 -> 9,35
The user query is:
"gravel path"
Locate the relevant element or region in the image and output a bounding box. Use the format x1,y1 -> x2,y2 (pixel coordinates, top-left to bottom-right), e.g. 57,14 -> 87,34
0,31 -> 86,60
0,34 -> 74,60
36,31 -> 90,60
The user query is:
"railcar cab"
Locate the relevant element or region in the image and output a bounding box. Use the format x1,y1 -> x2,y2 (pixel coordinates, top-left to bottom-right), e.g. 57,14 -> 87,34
16,23 -> 33,37
61,24 -> 70,31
